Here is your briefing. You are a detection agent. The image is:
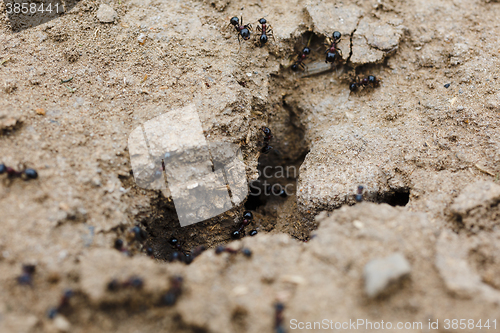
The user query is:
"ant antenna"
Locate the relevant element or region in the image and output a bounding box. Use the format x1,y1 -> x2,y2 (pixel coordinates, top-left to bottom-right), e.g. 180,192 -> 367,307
306,32 -> 313,48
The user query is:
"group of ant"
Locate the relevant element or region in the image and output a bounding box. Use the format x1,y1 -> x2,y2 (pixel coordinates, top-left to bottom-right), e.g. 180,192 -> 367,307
109,274 -> 185,308
229,16 -> 380,92
229,16 -> 274,46
164,129 -> 274,253
229,126 -> 281,239
114,128 -> 276,264
112,196 -> 263,264
289,31 -> 380,91
114,225 -> 151,257
163,210 -> 258,264
289,31 -> 342,71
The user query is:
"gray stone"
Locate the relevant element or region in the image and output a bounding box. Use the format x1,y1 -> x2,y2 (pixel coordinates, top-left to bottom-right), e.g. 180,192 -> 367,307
96,4 -> 118,23
363,252 -> 411,298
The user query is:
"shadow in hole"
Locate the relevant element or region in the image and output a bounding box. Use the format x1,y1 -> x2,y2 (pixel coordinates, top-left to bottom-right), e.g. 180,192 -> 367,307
379,190 -> 410,207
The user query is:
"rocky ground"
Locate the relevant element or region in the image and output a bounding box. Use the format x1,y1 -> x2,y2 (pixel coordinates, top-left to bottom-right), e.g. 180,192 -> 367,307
0,0 -> 500,332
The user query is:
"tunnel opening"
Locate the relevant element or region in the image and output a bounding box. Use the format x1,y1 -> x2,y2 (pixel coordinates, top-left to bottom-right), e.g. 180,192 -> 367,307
378,189 -> 410,207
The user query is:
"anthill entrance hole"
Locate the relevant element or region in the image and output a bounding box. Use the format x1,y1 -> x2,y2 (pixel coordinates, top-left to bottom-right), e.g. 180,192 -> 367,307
242,63 -> 313,240
378,189 -> 410,207
124,31 -> 332,259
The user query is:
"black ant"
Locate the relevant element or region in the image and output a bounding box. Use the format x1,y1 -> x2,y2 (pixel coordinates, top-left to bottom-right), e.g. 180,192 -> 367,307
191,245 -> 207,258
168,237 -> 193,264
215,246 -> 252,257
154,160 -> 166,179
349,75 -> 380,92
215,245 -> 238,254
355,185 -> 364,202
325,31 -> 342,63
262,126 -> 273,141
291,47 -> 311,71
131,226 -> 148,242
162,276 -> 183,306
290,34 -> 313,71
231,211 -> 253,238
261,127 -> 273,154
17,264 -> 36,286
107,276 -> 144,291
0,163 -> 38,180
274,302 -> 286,333
113,238 -> 133,256
47,289 -> 74,319
256,18 -> 274,46
114,239 -> 124,251
270,184 -> 288,198
229,16 -> 252,43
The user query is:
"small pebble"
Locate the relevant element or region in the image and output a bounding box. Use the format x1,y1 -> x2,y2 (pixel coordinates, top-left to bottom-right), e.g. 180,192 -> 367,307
96,4 -> 118,23
444,83 -> 451,88
364,252 -> 411,298
53,315 -> 71,332
138,33 -> 147,44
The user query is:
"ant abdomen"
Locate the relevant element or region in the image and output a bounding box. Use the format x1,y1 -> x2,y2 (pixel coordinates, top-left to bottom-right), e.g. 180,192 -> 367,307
326,52 -> 336,63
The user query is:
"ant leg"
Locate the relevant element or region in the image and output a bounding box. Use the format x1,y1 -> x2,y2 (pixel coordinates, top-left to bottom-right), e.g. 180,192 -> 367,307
247,23 -> 252,31
268,27 -> 275,41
